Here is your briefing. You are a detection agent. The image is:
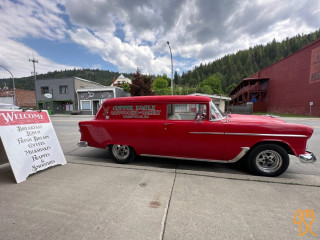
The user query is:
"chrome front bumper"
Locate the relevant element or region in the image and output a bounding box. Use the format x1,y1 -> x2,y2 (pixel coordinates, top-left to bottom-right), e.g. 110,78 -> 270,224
78,141 -> 88,147
299,151 -> 317,163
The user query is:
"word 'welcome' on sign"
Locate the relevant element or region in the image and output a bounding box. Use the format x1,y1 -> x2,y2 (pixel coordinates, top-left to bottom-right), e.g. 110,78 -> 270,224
0,110 -> 67,183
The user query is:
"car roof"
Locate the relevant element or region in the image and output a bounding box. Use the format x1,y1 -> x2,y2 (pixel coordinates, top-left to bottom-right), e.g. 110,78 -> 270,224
104,95 -> 211,104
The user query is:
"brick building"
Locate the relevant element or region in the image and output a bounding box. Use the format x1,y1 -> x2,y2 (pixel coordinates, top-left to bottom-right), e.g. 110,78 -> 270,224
230,38 -> 320,116
0,89 -> 36,109
16,89 -> 36,109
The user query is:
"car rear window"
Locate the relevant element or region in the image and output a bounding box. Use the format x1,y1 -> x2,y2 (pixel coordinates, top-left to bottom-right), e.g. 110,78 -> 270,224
167,103 -> 207,120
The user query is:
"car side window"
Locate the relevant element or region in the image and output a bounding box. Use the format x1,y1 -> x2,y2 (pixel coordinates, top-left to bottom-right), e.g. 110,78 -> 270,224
167,104 -> 207,120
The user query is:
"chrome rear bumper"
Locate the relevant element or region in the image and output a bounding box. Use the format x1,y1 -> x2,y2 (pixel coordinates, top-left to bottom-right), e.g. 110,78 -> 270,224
78,141 -> 88,147
299,151 -> 317,163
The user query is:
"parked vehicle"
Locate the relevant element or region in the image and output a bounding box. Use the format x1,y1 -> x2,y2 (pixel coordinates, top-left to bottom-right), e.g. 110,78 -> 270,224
78,96 -> 316,177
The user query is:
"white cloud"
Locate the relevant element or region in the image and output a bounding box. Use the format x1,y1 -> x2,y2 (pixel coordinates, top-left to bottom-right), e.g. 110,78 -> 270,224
0,38 -> 78,78
68,27 -> 170,75
0,0 -> 319,79
0,0 -> 79,78
0,0 -> 66,40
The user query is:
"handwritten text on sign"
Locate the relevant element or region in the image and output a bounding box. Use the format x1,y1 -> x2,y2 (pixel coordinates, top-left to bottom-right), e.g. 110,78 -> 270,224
0,110 -> 66,183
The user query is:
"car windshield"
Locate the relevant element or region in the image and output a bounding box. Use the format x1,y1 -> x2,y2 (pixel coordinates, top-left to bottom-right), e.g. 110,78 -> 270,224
209,101 -> 225,120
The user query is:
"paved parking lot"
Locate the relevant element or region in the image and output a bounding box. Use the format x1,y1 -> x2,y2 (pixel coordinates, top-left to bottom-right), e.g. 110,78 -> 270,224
0,115 -> 320,239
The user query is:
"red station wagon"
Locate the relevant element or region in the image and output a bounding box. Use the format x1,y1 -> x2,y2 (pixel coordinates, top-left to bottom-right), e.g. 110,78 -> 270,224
78,96 -> 316,177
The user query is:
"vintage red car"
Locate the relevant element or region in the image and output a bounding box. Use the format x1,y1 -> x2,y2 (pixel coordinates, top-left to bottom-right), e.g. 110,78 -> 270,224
78,96 -> 316,177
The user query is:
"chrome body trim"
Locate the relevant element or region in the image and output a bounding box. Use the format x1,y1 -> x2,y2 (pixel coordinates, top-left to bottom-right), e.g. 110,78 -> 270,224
299,151 -> 317,163
225,133 -> 307,138
140,147 -> 250,163
78,141 -> 88,147
189,132 -> 224,135
189,132 -> 307,138
228,147 -> 250,163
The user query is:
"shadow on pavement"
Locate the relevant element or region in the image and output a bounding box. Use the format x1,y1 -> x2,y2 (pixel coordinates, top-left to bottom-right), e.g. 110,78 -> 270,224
67,147 -> 250,176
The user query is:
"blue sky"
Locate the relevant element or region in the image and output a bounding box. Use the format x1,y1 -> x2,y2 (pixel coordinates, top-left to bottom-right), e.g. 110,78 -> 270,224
22,38 -> 118,71
0,0 -> 319,78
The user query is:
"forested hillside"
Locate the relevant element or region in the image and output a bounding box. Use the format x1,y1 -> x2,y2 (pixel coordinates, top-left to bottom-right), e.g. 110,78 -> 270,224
1,29 -> 320,94
0,69 -> 134,91
178,29 -> 320,93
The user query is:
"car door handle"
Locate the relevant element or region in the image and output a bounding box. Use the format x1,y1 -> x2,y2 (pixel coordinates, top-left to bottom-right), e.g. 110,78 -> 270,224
164,123 -> 174,126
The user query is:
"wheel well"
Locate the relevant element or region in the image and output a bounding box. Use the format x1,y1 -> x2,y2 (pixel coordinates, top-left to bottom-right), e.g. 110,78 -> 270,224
107,144 -> 137,153
247,141 -> 294,156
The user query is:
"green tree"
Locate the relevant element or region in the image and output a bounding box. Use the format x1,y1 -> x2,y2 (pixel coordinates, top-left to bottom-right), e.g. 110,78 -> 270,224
226,83 -> 237,94
200,73 -> 223,94
122,83 -> 130,93
161,74 -> 171,86
130,68 -> 154,96
174,86 -> 182,95
201,85 -> 213,95
181,86 -> 196,95
152,76 -> 171,95
174,71 -> 179,85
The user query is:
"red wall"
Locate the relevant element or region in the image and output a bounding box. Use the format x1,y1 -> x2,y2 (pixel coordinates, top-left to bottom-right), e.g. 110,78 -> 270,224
251,39 -> 320,116
16,89 -> 36,109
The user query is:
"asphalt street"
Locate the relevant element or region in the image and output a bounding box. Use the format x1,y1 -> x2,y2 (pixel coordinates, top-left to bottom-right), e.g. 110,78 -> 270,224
0,115 -> 320,240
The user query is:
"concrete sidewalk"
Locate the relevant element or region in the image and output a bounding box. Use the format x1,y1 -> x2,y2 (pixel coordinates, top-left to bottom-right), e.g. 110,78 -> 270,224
1,156 -> 320,240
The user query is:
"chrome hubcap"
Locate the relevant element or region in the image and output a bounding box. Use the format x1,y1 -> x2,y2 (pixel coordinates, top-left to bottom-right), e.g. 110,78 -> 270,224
112,145 -> 130,160
256,150 -> 282,173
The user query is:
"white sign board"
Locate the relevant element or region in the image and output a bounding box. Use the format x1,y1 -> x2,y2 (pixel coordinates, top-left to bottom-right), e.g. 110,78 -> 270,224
0,110 -> 67,183
44,93 -> 53,99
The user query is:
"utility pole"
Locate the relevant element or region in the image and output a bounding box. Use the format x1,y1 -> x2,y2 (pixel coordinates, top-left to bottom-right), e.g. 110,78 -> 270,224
29,56 -> 38,81
29,56 -> 39,108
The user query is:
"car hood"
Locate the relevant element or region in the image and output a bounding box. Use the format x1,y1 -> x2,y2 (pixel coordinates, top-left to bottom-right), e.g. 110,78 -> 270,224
227,114 -> 286,124
225,114 -> 313,138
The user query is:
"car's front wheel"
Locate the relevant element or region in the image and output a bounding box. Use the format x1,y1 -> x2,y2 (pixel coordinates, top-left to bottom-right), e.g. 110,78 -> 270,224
247,144 -> 289,177
109,144 -> 135,164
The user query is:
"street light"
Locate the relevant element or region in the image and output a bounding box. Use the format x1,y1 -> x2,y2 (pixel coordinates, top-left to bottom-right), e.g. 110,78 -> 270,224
167,41 -> 173,95
0,64 -> 16,105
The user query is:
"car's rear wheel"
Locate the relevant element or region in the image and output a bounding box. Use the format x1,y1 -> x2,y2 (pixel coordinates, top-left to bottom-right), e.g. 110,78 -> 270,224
109,144 -> 135,164
247,144 -> 289,177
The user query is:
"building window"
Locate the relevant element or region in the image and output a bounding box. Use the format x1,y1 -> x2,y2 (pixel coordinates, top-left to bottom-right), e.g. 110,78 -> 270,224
80,100 -> 91,111
41,86 -> 49,95
59,85 -> 68,94
65,104 -> 73,111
